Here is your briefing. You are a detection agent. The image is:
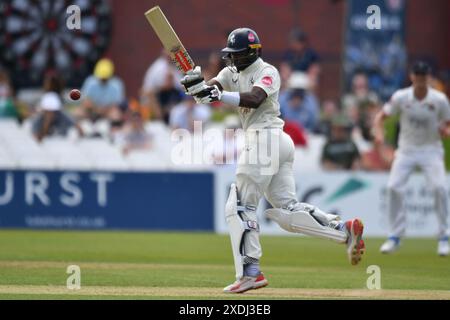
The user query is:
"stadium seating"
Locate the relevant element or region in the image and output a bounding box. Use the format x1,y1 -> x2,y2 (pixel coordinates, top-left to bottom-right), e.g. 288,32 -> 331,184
125,150 -> 170,171
0,146 -> 16,169
0,119 -> 328,172
78,138 -> 130,171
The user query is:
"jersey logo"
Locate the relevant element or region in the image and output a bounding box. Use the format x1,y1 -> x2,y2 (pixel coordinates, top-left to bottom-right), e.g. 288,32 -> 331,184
240,107 -> 252,115
229,34 -> 236,45
407,115 -> 429,129
261,76 -> 273,86
426,103 -> 435,111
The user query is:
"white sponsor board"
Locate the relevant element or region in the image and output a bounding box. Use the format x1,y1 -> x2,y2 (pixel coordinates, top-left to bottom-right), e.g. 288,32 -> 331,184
214,167 -> 448,237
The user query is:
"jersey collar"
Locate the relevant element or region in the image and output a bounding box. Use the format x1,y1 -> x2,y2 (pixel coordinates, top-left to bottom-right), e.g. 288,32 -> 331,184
240,58 -> 263,75
411,86 -> 430,103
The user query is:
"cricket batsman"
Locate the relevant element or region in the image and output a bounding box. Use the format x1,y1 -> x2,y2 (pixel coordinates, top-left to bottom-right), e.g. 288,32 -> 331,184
181,28 -> 365,293
373,61 -> 450,256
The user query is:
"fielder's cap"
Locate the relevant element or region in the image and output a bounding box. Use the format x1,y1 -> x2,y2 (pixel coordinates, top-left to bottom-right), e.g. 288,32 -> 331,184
290,88 -> 305,99
94,58 -> 114,79
289,28 -> 307,42
288,72 -> 310,90
130,111 -> 142,119
411,61 -> 431,75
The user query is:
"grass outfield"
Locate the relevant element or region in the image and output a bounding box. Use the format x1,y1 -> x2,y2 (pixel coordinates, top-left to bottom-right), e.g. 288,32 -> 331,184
0,230 -> 449,299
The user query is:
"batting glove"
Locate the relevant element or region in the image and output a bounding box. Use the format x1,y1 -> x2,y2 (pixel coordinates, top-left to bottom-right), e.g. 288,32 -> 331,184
194,85 -> 222,104
180,66 -> 206,96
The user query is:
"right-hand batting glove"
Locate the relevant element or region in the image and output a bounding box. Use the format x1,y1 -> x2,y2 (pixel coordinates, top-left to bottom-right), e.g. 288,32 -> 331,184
180,66 -> 207,96
194,85 -> 222,104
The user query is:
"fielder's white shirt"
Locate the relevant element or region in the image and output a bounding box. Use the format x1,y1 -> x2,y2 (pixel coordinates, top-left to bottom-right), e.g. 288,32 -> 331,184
383,86 -> 450,152
38,92 -> 62,111
142,56 -> 182,92
213,58 -> 284,131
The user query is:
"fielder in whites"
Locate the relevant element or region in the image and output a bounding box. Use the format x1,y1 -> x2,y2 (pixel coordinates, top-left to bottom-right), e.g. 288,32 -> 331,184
373,61 -> 450,257
181,28 -> 365,293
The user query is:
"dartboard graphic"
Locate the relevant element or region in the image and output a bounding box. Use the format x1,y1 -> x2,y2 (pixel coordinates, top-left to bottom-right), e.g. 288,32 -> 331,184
0,0 -> 112,88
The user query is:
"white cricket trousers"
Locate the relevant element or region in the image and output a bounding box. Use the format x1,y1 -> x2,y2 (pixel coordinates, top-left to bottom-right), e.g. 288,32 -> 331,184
235,128 -> 299,260
387,147 -> 449,238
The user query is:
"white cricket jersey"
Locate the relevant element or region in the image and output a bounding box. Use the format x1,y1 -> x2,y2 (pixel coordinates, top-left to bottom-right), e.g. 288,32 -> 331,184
383,86 -> 450,152
213,58 -> 285,131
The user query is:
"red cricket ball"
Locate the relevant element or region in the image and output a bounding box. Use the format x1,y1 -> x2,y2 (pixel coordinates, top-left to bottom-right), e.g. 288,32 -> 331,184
70,89 -> 81,101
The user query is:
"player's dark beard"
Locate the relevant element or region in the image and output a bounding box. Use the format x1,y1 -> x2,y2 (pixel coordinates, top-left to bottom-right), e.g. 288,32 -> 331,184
223,50 -> 259,72
223,54 -> 238,73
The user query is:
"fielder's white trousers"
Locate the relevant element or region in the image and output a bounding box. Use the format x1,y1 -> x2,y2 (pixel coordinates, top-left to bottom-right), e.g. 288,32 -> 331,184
387,147 -> 449,238
235,129 -> 299,260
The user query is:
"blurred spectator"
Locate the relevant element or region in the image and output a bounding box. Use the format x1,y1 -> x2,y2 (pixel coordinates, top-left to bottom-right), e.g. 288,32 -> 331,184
342,72 -> 379,110
212,115 -> 244,165
0,70 -> 20,120
117,112 -> 153,155
344,103 -> 361,130
32,73 -> 83,142
279,73 -> 319,132
321,116 -> 360,171
283,120 -> 307,147
279,63 -> 293,92
128,97 -> 151,121
80,58 -> 126,124
314,99 -> 339,137
342,72 -> 380,141
141,51 -> 184,123
169,96 -> 211,132
435,70 -> 450,98
203,52 -> 226,81
361,142 -> 395,171
281,28 -> 320,90
429,73 -> 446,93
350,102 -> 381,152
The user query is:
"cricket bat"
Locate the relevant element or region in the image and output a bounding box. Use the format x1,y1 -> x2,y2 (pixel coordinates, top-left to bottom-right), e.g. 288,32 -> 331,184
144,6 -> 195,74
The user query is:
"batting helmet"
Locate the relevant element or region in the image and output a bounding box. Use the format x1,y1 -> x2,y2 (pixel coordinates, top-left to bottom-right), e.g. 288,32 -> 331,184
222,28 -> 262,72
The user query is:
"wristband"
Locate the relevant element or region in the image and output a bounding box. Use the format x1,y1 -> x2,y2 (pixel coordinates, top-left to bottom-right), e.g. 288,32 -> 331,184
220,91 -> 240,107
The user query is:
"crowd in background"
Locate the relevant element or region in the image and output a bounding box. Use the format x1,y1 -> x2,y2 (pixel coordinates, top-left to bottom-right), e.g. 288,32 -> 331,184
1,27 -> 449,172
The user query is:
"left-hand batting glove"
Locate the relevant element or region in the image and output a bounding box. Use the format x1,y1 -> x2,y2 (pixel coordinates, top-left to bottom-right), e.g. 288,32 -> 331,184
194,85 -> 222,104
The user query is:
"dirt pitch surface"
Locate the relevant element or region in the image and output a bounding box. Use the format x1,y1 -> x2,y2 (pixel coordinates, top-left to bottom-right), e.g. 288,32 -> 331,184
0,285 -> 449,299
